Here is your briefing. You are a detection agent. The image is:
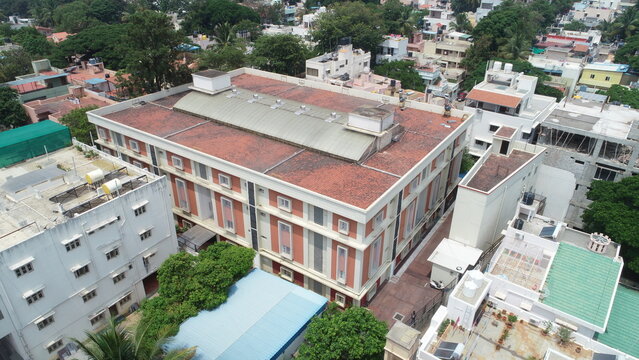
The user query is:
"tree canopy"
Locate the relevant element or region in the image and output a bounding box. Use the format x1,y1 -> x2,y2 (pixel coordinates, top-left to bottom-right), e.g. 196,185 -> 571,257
119,10 -> 191,95
374,60 -> 426,92
297,304 -> 388,360
181,0 -> 260,34
140,242 -> 255,339
582,176 -> 639,275
250,34 -> 311,76
600,84 -> 639,109
56,24 -> 129,70
59,105 -> 99,144
614,34 -> 639,71
0,48 -> 33,83
0,87 -> 29,131
312,2 -> 386,54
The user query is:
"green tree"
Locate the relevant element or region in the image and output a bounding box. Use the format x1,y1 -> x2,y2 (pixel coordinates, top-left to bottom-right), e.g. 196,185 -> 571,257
250,34 -> 311,76
198,45 -> 247,71
0,87 -> 29,130
602,84 -> 639,108
450,13 -> 473,33
181,0 -> 260,34
89,0 -> 126,23
603,4 -> 639,41
563,20 -> 588,31
53,1 -> 102,33
374,60 -> 425,92
614,35 -> 639,71
73,318 -> 196,360
30,0 -> 60,28
297,305 -> 388,360
11,27 -> 54,57
0,48 -> 33,83
582,176 -> 639,274
140,243 -> 255,339
59,105 -> 99,144
120,10 -> 191,95
56,24 -> 129,70
451,0 -> 480,14
256,2 -> 284,25
0,0 -> 30,17
233,19 -> 262,41
312,2 -> 386,54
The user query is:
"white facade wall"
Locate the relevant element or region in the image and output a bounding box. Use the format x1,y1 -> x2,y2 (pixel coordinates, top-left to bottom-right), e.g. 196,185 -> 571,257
305,46 -> 371,82
0,165 -> 177,359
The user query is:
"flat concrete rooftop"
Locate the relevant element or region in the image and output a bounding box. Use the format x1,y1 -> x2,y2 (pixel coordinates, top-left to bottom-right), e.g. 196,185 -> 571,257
465,150 -> 535,193
0,147 -> 148,249
100,71 -> 467,209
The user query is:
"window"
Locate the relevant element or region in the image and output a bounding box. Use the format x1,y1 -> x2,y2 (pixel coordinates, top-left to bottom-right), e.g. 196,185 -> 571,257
114,133 -> 124,147
73,264 -> 90,278
312,206 -> 325,225
113,271 -> 126,284
143,252 -> 156,267
36,315 -> 55,330
373,211 -> 384,228
118,293 -> 132,306
277,196 -> 292,212
46,339 -> 63,353
605,76 -> 611,81
132,160 -> 143,168
278,221 -> 293,259
129,140 -> 140,153
82,289 -> 97,302
335,293 -> 346,307
97,128 -> 106,140
306,67 -> 319,77
522,132 -> 531,140
25,289 -> 44,305
175,178 -> 190,211
336,245 -> 348,284
310,232 -> 324,273
90,312 -> 105,326
280,266 -> 294,281
338,219 -> 350,235
105,248 -> 119,261
221,197 -> 235,231
14,262 -> 34,277
590,74 -> 596,79
404,200 -> 417,236
489,124 -> 499,132
172,156 -> 184,170
410,177 -> 420,193
195,162 -> 209,180
218,173 -> 231,188
134,205 -> 146,216
369,236 -> 382,277
139,229 -> 152,241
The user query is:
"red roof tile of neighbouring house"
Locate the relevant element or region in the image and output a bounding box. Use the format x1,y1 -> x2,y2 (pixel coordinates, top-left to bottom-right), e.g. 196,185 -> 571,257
47,32 -> 73,43
572,44 -> 589,53
495,126 -> 516,138
467,88 -> 522,108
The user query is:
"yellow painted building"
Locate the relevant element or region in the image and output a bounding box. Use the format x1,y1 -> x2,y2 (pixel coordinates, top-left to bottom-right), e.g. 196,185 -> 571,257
578,63 -> 629,89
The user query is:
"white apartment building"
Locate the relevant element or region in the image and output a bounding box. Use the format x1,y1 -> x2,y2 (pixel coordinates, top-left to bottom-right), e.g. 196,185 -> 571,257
475,0 -> 502,22
377,35 -> 409,64
528,56 -> 583,98
0,145 -> 177,360
305,44 -> 372,83
88,68 -> 474,308
464,61 -> 558,156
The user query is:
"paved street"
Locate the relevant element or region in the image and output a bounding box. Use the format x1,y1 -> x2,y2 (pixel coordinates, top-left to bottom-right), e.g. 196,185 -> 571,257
368,210 -> 453,327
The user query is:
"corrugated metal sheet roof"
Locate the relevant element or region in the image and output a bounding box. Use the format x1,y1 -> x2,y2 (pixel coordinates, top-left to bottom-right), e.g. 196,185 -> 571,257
173,90 -> 377,162
167,269 -> 327,360
4,73 -> 67,86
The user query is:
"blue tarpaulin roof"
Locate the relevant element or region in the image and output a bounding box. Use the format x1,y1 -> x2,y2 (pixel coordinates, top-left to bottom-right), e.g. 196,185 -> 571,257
85,78 -> 107,85
167,269 -> 327,360
3,73 -> 67,86
177,43 -> 201,52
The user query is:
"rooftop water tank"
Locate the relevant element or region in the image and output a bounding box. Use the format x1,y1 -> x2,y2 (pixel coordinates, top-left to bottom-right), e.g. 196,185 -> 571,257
463,280 -> 479,298
85,169 -> 105,185
468,270 -> 484,287
493,61 -> 503,71
588,232 -> 611,254
101,178 -> 122,195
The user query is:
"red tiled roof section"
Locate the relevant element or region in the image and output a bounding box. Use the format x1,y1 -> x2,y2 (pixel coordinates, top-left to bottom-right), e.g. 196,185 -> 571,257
467,89 -> 522,108
166,122 -> 301,173
267,151 -> 399,209
573,44 -> 589,53
465,150 -> 534,192
364,108 -> 462,175
232,74 -> 378,113
151,93 -> 191,108
495,126 -> 516,138
106,103 -> 204,138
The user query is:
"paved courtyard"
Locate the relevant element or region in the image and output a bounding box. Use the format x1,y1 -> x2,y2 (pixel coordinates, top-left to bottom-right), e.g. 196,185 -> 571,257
368,211 -> 453,327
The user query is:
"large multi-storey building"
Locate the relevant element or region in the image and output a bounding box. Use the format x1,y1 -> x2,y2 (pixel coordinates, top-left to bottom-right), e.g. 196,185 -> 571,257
0,145 -> 177,360
89,68 -> 474,307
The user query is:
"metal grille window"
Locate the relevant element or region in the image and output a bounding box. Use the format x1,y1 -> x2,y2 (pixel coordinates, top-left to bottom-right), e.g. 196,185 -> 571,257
47,339 -> 63,353
336,246 -> 348,284
73,264 -> 90,278
112,272 -> 126,284
105,248 -> 120,261
26,289 -> 44,305
279,221 -> 293,259
139,229 -> 152,241
134,205 -> 146,216
15,262 -> 34,277
36,315 -> 55,330
221,197 -> 235,231
65,239 -> 81,251
90,312 -> 105,326
82,289 -> 97,302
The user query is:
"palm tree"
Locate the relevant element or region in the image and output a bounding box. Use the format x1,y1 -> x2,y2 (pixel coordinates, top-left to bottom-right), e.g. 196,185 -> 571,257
498,28 -> 530,60
210,22 -> 238,49
30,0 -> 57,27
73,318 -> 196,360
449,13 -> 473,33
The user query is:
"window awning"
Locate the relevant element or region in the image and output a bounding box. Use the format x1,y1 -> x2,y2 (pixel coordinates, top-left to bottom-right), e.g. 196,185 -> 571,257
180,225 -> 216,248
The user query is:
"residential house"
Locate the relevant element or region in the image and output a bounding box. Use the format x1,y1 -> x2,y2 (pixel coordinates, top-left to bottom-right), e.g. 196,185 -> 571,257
578,62 -> 630,89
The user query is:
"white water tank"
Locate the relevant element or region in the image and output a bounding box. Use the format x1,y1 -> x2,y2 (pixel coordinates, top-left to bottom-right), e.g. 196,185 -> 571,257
504,63 -> 513,73
101,178 -> 122,195
493,61 -> 503,71
85,169 -> 105,184
468,270 -> 484,287
463,280 -> 479,298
